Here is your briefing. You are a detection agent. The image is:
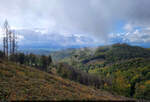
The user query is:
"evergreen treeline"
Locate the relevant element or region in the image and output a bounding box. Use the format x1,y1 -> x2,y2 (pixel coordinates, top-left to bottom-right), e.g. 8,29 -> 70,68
56,63 -> 111,89
11,53 -> 52,71
0,51 -> 52,71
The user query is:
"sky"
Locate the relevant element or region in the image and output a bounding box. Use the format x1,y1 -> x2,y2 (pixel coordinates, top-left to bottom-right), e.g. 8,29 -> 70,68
0,0 -> 150,49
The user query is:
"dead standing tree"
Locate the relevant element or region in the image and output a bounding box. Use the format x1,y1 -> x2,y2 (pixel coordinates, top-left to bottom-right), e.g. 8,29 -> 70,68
3,20 -> 17,59
12,31 -> 18,54
3,20 -> 9,57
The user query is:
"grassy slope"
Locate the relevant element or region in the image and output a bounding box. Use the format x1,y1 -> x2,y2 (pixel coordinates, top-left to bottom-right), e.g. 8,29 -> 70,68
0,60 -> 131,101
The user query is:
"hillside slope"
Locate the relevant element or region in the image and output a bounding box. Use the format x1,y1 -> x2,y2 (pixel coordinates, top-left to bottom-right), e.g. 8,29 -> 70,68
54,44 -> 150,100
0,60 -> 131,101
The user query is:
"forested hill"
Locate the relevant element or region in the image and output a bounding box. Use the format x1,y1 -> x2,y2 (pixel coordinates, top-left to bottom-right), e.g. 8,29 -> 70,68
55,43 -> 150,100
82,43 -> 150,64
51,43 -> 150,64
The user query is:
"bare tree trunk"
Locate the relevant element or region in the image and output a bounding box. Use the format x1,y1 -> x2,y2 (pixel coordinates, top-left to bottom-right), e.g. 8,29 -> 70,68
3,20 -> 9,57
9,31 -> 12,55
12,32 -> 15,54
2,19 -> 18,58
3,37 -> 6,55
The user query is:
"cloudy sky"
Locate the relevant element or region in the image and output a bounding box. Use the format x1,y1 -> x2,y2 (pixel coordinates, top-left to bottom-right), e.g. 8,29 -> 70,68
0,0 -> 150,49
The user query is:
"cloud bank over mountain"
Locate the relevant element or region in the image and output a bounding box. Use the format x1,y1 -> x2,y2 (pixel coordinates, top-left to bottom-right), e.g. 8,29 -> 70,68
0,0 -> 150,49
15,29 -> 102,49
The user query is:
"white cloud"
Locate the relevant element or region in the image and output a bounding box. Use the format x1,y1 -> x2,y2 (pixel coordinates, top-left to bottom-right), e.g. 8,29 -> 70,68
110,28 -> 150,43
17,34 -> 24,42
124,23 -> 133,31
13,28 -> 103,48
0,0 -> 150,41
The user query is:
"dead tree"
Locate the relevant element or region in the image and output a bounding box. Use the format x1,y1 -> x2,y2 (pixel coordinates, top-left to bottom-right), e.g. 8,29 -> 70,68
12,31 -> 18,54
3,20 -> 9,57
2,20 -> 18,58
9,31 -> 12,54
3,36 -> 6,55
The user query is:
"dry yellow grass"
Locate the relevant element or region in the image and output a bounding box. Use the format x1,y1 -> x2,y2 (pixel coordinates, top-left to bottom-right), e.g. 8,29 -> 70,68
0,60 -> 134,101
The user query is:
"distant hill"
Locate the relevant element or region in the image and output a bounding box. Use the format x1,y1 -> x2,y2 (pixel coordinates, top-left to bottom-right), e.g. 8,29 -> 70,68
19,49 -> 51,55
50,47 -> 95,62
55,43 -> 150,65
0,60 -> 131,101
81,43 -> 150,64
